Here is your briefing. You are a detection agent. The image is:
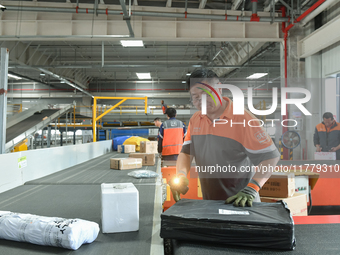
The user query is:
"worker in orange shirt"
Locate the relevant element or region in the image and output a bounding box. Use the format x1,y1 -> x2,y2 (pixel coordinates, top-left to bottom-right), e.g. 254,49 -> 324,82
169,69 -> 280,206
158,108 -> 186,161
314,112 -> 340,159
161,100 -> 168,114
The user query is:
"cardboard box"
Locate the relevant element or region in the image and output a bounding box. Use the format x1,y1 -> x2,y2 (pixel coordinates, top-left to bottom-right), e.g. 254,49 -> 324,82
101,183 -> 139,233
314,152 -> 336,160
140,141 -> 158,153
110,158 -> 142,170
129,153 -> 156,166
261,193 -> 308,216
294,175 -> 309,202
117,144 -> 136,153
259,173 -> 295,198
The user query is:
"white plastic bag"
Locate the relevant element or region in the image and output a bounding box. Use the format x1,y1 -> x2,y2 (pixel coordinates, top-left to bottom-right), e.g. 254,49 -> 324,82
0,211 -> 99,250
128,170 -> 159,179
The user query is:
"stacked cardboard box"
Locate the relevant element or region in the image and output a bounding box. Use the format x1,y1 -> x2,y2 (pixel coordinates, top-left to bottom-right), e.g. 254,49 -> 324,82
260,173 -> 295,198
140,141 -> 158,153
117,145 -> 136,153
110,158 -> 142,170
129,153 -> 156,166
261,193 -> 308,216
260,173 -> 308,216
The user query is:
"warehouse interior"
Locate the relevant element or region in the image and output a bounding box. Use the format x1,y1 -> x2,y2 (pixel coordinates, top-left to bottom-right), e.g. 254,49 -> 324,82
1,0 -> 340,254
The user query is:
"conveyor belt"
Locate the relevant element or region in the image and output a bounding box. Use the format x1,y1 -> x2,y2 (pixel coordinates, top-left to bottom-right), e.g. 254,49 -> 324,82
171,223 -> 340,255
26,152 -> 158,185
0,151 -> 160,255
6,109 -> 58,143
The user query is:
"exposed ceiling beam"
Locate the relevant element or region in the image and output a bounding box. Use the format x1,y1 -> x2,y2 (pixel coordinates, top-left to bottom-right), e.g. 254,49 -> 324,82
166,0 -> 172,8
264,0 -> 279,12
231,0 -> 243,10
1,41 -> 91,90
199,0 -> 207,9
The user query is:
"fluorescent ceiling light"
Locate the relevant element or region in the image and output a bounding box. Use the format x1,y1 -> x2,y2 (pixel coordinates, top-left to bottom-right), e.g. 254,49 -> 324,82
246,73 -> 268,79
0,5 -> 5,8
135,81 -> 152,83
120,40 -> 144,47
40,73 -> 45,76
186,73 -> 191,76
8,74 -> 22,80
136,73 -> 151,79
60,80 -> 65,83
182,81 -> 186,83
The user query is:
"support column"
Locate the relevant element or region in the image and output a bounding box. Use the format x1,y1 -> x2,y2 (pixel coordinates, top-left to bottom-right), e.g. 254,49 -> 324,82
29,136 -> 34,150
60,132 -> 63,146
66,112 -> 68,145
47,126 -> 51,148
280,26 -> 307,160
0,48 -> 9,154
73,131 -> 76,145
41,129 -> 44,148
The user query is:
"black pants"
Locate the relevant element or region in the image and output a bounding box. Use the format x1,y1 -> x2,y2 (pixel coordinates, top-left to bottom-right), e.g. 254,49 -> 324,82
162,155 -> 178,161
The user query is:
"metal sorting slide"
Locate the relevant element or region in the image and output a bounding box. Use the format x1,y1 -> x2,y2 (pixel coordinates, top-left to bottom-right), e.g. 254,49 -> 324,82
5,104 -> 74,152
6,109 -> 58,143
0,152 -> 163,255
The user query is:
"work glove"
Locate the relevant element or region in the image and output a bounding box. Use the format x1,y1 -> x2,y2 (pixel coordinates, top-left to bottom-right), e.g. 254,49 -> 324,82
225,179 -> 261,207
168,175 -> 189,202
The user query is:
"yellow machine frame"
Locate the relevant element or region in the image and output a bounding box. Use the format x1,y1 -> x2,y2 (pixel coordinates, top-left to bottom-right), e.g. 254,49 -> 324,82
92,96 -> 148,142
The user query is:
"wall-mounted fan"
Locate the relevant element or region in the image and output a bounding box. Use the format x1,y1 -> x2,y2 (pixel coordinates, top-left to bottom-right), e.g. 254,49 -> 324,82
281,131 -> 301,150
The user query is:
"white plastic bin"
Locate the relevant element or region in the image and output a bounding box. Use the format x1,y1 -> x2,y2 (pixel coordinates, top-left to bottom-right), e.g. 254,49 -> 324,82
101,183 -> 139,233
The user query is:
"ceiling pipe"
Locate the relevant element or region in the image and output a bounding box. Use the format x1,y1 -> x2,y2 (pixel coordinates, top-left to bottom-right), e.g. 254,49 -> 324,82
280,0 -> 326,159
300,0 -> 338,26
4,6 -> 289,23
10,64 -> 280,69
119,0 -> 135,37
251,0 -> 260,22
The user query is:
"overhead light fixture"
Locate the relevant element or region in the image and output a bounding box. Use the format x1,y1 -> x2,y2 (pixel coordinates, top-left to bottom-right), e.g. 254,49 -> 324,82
40,73 -> 45,76
120,40 -> 144,47
135,81 -> 152,83
246,73 -> 268,79
136,73 -> 151,79
182,81 -> 186,83
186,73 -> 191,76
60,80 -> 66,83
8,74 -> 22,80
0,4 -> 5,9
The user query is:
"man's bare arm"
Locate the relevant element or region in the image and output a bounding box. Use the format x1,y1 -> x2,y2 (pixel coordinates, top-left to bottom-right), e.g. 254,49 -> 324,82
176,152 -> 193,176
252,156 -> 280,187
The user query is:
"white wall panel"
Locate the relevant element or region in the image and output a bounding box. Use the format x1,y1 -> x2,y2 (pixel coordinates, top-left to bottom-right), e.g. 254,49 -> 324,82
0,152 -> 23,193
322,40 -> 340,77
0,140 -> 112,193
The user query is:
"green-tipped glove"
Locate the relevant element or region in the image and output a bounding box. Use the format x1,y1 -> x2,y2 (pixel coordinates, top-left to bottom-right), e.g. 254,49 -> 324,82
168,175 -> 189,202
225,179 -> 261,207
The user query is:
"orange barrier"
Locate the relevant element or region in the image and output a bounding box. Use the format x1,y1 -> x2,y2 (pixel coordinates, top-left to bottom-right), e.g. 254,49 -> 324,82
162,166 -> 202,211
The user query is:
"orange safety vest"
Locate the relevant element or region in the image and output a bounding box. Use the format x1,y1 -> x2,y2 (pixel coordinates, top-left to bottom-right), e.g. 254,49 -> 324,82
162,104 -> 167,114
162,119 -> 184,156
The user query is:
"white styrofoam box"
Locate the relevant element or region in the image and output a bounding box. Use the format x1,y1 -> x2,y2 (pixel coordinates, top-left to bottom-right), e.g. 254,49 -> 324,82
294,176 -> 310,202
101,183 -> 139,233
314,152 -> 336,160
